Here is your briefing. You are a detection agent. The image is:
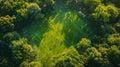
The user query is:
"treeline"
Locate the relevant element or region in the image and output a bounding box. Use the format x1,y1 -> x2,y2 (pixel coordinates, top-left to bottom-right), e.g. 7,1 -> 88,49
0,0 -> 120,67
0,0 -> 54,67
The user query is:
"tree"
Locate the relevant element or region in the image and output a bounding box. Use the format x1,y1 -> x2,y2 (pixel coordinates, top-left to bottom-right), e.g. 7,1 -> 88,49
107,33 -> 120,46
0,15 -> 14,33
10,38 -> 36,67
3,32 -> 20,43
20,61 -> 42,67
0,0 -> 15,15
107,4 -> 119,21
115,21 -> 120,32
92,4 -> 111,22
83,0 -> 102,13
108,45 -> 120,67
54,46 -> 84,67
17,3 -> 41,17
85,47 -> 102,67
0,40 -> 12,67
92,4 -> 119,23
76,38 -> 91,54
0,0 -> 43,30
39,0 -> 55,15
15,2 -> 42,29
98,46 -> 113,67
103,0 -> 120,7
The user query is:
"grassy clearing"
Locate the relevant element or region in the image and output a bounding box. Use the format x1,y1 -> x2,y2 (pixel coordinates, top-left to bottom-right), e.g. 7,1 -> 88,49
20,1 -> 92,66
38,22 -> 66,67
37,10 -> 90,66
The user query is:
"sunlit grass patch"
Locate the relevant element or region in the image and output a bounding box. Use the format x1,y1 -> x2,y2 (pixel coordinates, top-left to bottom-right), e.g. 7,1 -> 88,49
38,22 -> 66,67
20,2 -> 92,66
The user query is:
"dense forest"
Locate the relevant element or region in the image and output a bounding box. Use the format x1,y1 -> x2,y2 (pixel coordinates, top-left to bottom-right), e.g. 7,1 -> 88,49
0,0 -> 120,67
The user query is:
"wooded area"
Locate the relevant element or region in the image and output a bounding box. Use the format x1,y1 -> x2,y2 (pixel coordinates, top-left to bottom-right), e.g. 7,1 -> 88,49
0,0 -> 120,67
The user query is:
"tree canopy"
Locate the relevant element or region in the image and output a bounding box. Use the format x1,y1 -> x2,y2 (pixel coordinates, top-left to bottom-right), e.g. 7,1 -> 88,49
0,0 -> 120,67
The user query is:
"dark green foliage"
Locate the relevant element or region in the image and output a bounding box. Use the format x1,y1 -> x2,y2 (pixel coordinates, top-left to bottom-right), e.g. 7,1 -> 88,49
0,41 -> 12,67
108,45 -> 120,67
3,32 -> 20,42
115,21 -> 120,32
20,61 -> 42,67
15,2 -> 42,29
0,0 -> 120,67
0,15 -> 14,33
85,47 -> 112,67
107,33 -> 120,46
83,0 -> 102,13
92,4 -> 119,23
0,1 -> 41,66
76,38 -> 91,54
39,0 -> 55,15
0,38 -> 38,67
54,46 -> 84,67
103,0 -> 120,7
10,38 -> 36,66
